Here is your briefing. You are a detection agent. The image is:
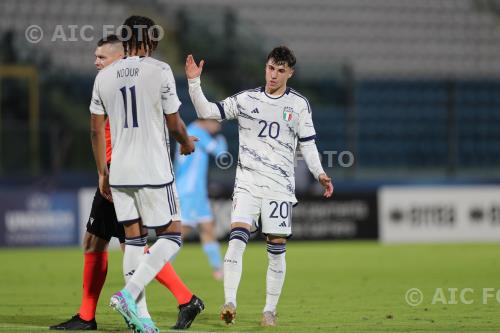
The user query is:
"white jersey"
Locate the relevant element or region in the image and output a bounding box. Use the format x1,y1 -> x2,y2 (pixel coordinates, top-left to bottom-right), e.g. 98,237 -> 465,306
218,87 -> 316,203
89,56 -> 181,187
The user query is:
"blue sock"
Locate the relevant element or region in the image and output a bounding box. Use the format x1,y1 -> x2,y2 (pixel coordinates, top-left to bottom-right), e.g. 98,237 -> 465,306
203,241 -> 222,271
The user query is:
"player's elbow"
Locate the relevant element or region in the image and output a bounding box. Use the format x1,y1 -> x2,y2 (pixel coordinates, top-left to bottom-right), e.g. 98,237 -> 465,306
298,139 -> 316,149
194,108 -> 208,119
90,129 -> 99,142
166,113 -> 184,132
193,104 -> 217,120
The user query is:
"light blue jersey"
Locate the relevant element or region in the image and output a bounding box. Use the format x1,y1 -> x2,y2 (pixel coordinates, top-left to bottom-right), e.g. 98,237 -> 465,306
174,122 -> 227,224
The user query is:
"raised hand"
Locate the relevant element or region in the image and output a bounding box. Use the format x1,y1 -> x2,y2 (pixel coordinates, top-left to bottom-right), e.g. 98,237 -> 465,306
185,54 -> 205,80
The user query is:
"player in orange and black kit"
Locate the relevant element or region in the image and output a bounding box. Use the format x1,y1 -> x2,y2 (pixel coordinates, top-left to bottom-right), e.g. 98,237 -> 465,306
49,35 -> 203,331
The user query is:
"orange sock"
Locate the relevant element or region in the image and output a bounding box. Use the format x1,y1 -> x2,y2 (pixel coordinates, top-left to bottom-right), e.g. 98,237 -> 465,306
155,262 -> 193,305
79,252 -> 108,321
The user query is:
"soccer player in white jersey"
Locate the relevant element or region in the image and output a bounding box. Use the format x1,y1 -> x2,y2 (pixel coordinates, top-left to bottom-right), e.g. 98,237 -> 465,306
185,46 -> 334,326
90,16 -> 201,332
52,35 -> 202,332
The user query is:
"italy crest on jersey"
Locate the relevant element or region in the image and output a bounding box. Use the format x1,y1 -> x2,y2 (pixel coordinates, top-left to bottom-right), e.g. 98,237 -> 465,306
283,107 -> 293,122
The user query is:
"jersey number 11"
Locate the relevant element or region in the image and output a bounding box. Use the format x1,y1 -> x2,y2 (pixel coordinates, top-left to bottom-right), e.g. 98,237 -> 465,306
119,85 -> 138,128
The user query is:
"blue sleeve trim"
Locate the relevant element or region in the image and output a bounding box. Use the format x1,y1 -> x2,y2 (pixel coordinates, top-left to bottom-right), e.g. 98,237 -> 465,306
298,134 -> 316,142
215,102 -> 226,120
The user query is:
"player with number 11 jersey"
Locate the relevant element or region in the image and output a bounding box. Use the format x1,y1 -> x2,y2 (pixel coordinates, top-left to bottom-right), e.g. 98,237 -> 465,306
90,56 -> 179,187
90,15 -> 202,332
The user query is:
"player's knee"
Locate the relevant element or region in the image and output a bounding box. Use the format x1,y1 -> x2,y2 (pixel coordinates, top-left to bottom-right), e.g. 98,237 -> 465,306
230,221 -> 251,230
156,220 -> 181,235
267,234 -> 287,244
158,232 -> 183,248
200,220 -> 215,232
83,232 -> 108,253
200,222 -> 216,241
123,220 -> 142,238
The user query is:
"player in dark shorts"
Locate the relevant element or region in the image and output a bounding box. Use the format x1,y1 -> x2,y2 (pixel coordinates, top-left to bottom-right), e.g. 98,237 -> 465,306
86,187 -> 125,244
49,35 -> 203,331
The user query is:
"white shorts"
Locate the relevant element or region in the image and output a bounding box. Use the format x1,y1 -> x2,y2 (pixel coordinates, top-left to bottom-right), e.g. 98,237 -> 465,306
231,191 -> 292,236
111,182 -> 181,228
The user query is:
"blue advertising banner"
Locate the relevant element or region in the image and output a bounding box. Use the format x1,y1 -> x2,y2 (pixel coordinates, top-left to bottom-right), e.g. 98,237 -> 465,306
0,191 -> 79,247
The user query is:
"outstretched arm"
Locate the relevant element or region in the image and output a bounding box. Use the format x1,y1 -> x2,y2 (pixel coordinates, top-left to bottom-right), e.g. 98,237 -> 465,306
185,54 -> 228,120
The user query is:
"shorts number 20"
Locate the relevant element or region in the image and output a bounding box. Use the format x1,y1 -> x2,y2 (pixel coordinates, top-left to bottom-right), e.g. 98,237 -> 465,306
269,201 -> 290,219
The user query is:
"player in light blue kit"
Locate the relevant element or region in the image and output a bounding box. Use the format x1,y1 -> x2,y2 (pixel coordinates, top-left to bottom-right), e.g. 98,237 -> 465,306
175,119 -> 227,280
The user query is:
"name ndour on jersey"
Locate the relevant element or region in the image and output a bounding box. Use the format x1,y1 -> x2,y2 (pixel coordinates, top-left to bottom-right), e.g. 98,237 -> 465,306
283,106 -> 293,121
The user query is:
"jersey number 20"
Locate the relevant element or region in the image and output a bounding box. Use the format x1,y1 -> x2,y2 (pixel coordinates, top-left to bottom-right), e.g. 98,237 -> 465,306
119,85 -> 138,128
258,120 -> 280,139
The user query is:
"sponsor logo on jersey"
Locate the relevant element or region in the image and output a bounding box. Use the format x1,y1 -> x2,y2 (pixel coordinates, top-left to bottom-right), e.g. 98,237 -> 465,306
251,108 -> 260,114
279,221 -> 287,227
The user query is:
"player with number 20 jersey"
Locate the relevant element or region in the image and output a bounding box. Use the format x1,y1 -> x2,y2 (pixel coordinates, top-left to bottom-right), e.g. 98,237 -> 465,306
185,46 -> 333,327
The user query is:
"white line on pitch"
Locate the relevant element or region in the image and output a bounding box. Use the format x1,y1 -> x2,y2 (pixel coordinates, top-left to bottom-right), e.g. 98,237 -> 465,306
0,324 -> 49,331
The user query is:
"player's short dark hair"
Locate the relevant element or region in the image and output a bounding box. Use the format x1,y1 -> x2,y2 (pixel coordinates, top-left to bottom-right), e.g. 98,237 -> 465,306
121,15 -> 159,56
97,34 -> 121,47
267,46 -> 296,68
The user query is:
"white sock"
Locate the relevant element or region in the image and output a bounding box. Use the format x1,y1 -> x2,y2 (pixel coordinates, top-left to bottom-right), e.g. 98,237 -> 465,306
126,234 -> 181,300
123,236 -> 150,318
223,228 -> 250,307
123,241 -> 145,280
263,242 -> 287,313
136,291 -> 150,319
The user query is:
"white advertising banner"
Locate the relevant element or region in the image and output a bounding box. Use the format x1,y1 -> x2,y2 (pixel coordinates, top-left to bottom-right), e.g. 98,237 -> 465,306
379,186 -> 500,243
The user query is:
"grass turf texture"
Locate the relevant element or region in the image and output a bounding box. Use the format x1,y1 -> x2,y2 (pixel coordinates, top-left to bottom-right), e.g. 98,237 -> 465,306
0,241 -> 499,332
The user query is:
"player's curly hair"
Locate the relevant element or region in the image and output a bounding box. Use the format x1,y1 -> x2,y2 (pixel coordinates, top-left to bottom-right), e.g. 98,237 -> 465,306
267,46 -> 296,68
121,15 -> 159,56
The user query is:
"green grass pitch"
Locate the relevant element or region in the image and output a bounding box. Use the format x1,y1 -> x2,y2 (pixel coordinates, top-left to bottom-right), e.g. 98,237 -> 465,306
0,241 -> 499,332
